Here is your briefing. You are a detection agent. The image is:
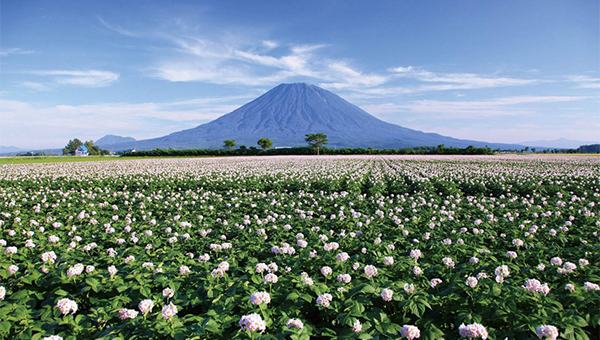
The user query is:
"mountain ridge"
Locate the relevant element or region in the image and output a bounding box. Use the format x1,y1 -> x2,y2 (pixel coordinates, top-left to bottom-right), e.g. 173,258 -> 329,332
102,83 -> 524,151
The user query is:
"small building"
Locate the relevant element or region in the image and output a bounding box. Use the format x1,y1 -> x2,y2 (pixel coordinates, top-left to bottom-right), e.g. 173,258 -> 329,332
75,145 -> 89,156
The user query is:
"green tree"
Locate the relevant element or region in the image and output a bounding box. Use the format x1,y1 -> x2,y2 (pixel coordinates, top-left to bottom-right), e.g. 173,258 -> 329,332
62,138 -> 83,155
257,137 -> 273,150
101,149 -> 111,156
223,140 -> 237,150
84,140 -> 101,155
305,133 -> 328,155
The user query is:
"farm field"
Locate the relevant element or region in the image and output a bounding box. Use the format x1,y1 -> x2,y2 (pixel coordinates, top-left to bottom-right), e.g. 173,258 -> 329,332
0,155 -> 598,340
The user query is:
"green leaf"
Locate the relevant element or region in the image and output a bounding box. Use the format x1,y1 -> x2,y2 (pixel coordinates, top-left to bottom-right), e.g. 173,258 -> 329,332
0,321 -> 11,334
54,289 -> 68,296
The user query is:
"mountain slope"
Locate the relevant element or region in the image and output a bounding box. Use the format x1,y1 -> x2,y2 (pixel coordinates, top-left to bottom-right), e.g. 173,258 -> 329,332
107,83 -> 523,150
96,135 -> 136,147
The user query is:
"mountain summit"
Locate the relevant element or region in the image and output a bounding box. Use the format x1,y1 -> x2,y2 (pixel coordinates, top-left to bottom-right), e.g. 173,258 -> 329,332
105,83 -> 520,150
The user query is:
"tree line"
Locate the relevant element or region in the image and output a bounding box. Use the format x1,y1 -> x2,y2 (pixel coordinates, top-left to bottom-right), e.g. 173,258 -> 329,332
121,144 -> 495,158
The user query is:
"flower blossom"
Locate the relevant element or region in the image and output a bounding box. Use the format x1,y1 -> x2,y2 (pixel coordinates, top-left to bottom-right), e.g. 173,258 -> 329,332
286,318 -> 304,329
316,293 -> 333,307
56,298 -> 78,315
250,292 -> 271,305
337,274 -> 352,284
239,313 -> 266,333
466,277 -> 478,288
401,325 -> 421,339
161,302 -> 178,320
381,288 -> 393,301
364,265 -> 378,278
430,278 -> 443,288
536,325 -> 559,340
352,319 -> 362,333
264,273 -> 278,284
118,309 -> 138,320
459,323 -> 488,339
584,282 -> 600,291
138,299 -> 154,314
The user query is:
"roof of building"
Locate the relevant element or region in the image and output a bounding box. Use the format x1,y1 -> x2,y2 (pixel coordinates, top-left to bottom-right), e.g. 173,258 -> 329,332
78,145 -> 89,152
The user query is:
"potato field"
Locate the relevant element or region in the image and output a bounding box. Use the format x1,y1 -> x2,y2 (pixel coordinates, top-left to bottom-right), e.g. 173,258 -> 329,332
0,155 -> 598,340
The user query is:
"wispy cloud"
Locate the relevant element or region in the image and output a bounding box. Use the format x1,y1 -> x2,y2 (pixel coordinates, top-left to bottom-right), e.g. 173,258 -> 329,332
0,96 -> 247,149
98,16 -> 139,37
0,47 -> 35,56
565,75 -> 600,89
32,70 -> 120,87
18,81 -> 51,91
362,95 -> 589,119
388,66 -> 538,91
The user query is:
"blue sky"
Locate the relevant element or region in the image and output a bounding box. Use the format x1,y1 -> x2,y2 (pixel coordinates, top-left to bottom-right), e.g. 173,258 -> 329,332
1,0 -> 598,149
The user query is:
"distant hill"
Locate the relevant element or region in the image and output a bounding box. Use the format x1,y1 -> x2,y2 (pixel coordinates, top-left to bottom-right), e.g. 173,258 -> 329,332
96,135 -> 136,148
0,146 -> 24,153
519,138 -> 598,149
101,83 -> 524,151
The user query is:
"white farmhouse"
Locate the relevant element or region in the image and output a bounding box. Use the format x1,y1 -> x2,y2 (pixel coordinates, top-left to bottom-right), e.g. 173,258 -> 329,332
75,145 -> 89,156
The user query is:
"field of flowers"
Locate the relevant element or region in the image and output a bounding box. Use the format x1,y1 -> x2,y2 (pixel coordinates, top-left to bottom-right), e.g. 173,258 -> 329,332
0,155 -> 598,340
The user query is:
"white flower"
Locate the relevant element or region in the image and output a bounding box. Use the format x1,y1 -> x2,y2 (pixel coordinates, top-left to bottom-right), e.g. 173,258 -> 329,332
263,273 -> 278,284
409,249 -> 421,260
459,323 -> 488,339
56,298 -> 78,315
337,274 -> 352,284
381,288 -> 393,301
239,313 -> 266,333
353,319 -> 362,333
286,318 -> 304,329
138,299 -> 154,314
536,325 -> 558,340
162,287 -> 175,298
466,276 -> 478,288
161,302 -> 178,320
0,286 -> 5,300
8,265 -> 18,275
316,293 -> 333,307
442,257 -> 455,268
250,291 -> 271,305
42,336 -> 63,340
400,325 -> 421,339
118,308 -> 138,320
364,265 -> 378,278
584,282 -> 600,291
430,278 -> 443,288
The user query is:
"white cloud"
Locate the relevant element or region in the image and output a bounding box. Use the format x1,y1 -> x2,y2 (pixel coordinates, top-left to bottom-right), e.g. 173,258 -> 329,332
0,47 -> 35,56
98,17 -> 139,37
0,96 -> 246,149
361,95 -> 589,119
565,75 -> 600,89
388,66 -> 538,91
18,81 -> 51,91
32,70 -> 120,87
262,40 -> 278,49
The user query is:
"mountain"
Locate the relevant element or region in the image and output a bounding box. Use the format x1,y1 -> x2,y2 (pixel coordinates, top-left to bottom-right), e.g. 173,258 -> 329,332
518,138 -> 598,149
0,146 -> 24,153
105,83 -> 523,151
96,135 -> 136,148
